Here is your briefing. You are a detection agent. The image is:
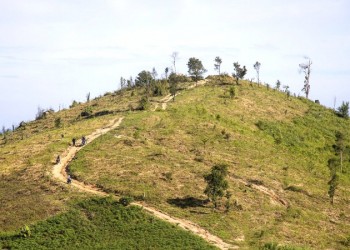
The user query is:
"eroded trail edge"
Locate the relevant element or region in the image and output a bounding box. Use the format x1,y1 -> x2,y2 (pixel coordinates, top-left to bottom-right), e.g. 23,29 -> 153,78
52,119 -> 237,249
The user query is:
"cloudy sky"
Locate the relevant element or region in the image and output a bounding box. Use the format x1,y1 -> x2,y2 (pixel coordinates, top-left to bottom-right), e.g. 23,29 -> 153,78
1,0 -> 349,128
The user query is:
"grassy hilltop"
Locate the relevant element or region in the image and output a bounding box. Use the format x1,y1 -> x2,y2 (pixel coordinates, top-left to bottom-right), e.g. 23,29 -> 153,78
1,75 -> 349,249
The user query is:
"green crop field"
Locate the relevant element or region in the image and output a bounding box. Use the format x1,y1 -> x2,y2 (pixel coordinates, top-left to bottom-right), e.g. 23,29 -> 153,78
0,197 -> 215,249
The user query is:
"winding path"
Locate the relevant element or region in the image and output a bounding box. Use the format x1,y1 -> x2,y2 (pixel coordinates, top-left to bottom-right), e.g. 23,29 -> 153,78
52,83 -> 238,250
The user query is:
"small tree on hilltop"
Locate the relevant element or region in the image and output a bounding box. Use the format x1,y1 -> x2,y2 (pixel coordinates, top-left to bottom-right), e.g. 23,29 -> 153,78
337,101 -> 349,119
299,57 -> 312,99
151,67 -> 158,80
171,51 -> 179,74
253,61 -> 261,85
275,80 -> 281,90
170,81 -> 177,101
165,67 -> 169,80
214,56 -> 222,75
204,164 -> 229,209
135,70 -> 153,87
187,57 -> 207,86
233,62 -> 247,85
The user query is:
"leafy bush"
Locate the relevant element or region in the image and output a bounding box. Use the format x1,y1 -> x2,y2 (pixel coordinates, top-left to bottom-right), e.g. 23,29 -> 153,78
119,196 -> 134,206
341,235 -> 350,247
336,101 -> 349,119
260,242 -> 305,250
81,106 -> 93,117
70,100 -> 79,108
207,74 -> 234,85
138,96 -> 150,110
54,117 -> 62,128
19,225 -> 31,238
168,73 -> 191,83
35,107 -> 46,120
229,86 -> 236,98
164,172 -> 173,181
153,80 -> 169,96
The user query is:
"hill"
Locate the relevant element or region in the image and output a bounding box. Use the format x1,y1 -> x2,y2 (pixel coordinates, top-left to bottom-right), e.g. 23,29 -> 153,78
1,76 -> 349,249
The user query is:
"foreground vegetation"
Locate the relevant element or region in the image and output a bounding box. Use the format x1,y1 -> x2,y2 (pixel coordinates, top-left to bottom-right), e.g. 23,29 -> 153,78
0,197 -> 215,249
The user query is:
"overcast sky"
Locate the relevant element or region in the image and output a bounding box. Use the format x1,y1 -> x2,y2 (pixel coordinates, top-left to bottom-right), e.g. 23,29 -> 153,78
1,0 -> 349,128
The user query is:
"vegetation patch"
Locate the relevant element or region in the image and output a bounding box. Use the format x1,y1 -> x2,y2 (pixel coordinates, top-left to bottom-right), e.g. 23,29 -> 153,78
0,197 -> 216,249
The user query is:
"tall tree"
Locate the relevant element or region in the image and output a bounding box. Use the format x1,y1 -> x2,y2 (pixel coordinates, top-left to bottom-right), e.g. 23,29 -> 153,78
135,70 -> 153,86
171,51 -> 179,74
337,101 -> 349,119
127,76 -> 133,88
151,67 -> 158,80
333,131 -> 345,172
170,81 -> 177,101
204,164 -> 229,208
275,80 -> 281,90
253,61 -> 261,85
165,67 -> 169,80
328,171 -> 339,205
299,57 -> 312,99
120,77 -> 126,89
233,62 -> 247,85
187,57 -> 207,85
214,56 -> 222,75
169,72 -> 181,101
327,156 -> 339,205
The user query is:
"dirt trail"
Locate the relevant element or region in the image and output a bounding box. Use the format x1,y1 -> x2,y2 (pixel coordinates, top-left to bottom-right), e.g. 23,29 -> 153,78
151,79 -> 207,111
52,86 -> 238,250
230,175 -> 288,207
52,118 -> 124,195
151,94 -> 175,111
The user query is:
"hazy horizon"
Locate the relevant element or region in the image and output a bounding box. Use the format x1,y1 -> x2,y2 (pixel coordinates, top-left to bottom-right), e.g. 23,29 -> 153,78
1,0 -> 350,129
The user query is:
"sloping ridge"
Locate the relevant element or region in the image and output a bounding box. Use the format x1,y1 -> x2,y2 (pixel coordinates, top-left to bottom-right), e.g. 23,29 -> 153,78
52,83 -> 238,250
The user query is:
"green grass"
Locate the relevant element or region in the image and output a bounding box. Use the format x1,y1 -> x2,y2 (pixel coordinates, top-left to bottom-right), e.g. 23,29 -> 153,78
0,197 -> 216,249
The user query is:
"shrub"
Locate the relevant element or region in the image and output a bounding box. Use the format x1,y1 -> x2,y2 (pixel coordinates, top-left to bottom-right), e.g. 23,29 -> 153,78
153,80 -> 168,96
54,117 -> 62,128
336,101 -> 349,119
229,86 -> 236,98
119,196 -> 134,206
164,172 -> 173,181
35,107 -> 46,120
19,225 -> 31,238
341,235 -> 350,247
138,96 -> 150,110
260,242 -> 304,250
168,73 -> 191,83
70,100 -> 79,108
81,106 -> 93,117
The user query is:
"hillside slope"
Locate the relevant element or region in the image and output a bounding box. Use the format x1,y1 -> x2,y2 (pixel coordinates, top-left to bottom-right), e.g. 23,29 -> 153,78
69,77 -> 350,249
1,76 -> 349,249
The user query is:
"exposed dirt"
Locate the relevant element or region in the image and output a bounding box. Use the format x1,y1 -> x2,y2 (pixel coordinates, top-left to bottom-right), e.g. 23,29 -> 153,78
230,174 -> 289,207
51,86 -> 238,250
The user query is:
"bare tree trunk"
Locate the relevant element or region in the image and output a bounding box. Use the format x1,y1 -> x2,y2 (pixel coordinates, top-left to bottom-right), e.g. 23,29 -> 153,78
340,151 -> 343,173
